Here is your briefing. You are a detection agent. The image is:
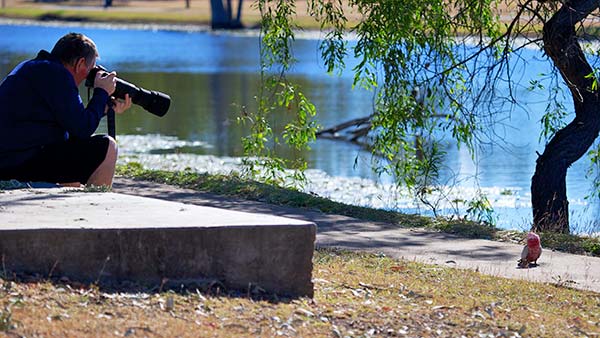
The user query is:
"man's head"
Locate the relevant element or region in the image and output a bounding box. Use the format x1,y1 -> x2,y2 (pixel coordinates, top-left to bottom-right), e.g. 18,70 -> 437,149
51,33 -> 98,85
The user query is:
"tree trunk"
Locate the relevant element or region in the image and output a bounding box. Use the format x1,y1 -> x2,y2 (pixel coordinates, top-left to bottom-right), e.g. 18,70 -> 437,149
227,0 -> 233,21
236,0 -> 243,22
210,0 -> 243,29
531,0 -> 600,233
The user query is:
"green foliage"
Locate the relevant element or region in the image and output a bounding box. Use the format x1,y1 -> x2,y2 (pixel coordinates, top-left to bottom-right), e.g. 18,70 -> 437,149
343,0 -> 500,209
245,0 -> 502,197
584,142 -> 600,202
585,70 -> 600,199
280,84 -> 319,151
533,70 -> 569,142
239,0 -> 320,187
256,0 -> 296,71
245,0 -> 566,226
308,0 -> 348,74
585,71 -> 599,91
465,193 -> 496,225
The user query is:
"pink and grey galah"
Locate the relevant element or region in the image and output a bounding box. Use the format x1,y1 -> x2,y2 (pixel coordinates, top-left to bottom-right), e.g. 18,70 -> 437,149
518,232 -> 542,268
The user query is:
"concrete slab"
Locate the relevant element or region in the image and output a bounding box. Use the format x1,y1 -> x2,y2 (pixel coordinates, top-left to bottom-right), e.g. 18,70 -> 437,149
0,189 -> 316,297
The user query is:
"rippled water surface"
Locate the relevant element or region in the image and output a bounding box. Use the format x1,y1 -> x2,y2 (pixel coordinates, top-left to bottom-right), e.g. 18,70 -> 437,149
1,21 -> 599,233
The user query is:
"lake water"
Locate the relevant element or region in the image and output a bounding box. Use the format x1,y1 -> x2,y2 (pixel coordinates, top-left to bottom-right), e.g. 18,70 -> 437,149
1,20 -> 599,233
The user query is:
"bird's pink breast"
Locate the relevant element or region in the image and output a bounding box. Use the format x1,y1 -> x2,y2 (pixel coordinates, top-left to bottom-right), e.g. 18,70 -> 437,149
527,246 -> 541,260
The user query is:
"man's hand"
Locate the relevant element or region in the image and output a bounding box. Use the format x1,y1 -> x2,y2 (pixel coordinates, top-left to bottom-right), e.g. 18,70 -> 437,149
112,94 -> 132,114
94,71 -> 117,96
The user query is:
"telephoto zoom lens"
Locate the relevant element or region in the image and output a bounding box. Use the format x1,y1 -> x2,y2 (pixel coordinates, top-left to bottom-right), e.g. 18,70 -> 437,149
112,77 -> 171,117
85,66 -> 171,117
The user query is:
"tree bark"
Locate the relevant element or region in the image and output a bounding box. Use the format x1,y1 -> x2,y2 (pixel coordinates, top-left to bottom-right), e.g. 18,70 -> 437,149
210,0 -> 243,29
236,0 -> 243,22
532,0 -> 600,233
227,0 -> 233,21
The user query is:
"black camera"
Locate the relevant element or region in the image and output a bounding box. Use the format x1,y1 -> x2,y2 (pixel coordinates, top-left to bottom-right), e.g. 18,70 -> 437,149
85,65 -> 171,117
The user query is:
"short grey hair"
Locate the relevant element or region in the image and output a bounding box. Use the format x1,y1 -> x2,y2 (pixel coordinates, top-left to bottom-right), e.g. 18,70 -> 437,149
50,32 -> 98,66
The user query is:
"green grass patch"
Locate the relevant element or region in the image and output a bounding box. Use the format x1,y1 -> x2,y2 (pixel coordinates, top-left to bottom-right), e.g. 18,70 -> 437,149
116,162 -> 434,228
540,232 -> 600,256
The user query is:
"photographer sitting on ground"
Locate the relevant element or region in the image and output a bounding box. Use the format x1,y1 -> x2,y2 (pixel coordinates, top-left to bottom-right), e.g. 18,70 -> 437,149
0,32 -> 131,188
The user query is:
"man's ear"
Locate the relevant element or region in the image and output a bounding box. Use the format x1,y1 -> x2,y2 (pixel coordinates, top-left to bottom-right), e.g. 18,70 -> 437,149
76,57 -> 88,73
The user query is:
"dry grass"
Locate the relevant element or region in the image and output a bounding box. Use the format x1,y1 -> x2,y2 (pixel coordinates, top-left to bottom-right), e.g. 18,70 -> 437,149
0,0 -> 341,28
1,249 -> 598,337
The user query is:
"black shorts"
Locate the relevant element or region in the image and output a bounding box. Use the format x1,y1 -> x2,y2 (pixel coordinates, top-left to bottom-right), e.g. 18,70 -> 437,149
0,135 -> 110,184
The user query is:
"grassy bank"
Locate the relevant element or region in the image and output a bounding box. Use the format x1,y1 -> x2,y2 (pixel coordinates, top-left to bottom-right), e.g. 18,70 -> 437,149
115,163 -> 600,257
1,248 -> 599,337
0,1 -> 323,28
0,6 -> 213,25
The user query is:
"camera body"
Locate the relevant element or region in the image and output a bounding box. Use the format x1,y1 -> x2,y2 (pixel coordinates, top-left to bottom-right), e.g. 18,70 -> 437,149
85,65 -> 171,117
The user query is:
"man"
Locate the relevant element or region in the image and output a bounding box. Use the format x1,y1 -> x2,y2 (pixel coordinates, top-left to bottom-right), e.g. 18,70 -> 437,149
0,32 -> 131,188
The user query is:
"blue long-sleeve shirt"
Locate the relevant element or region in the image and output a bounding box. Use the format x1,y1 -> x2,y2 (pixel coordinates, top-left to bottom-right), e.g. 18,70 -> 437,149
0,50 -> 109,169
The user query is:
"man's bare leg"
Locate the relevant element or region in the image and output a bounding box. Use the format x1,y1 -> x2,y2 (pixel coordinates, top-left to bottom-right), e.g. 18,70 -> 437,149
86,136 -> 118,188
59,182 -> 83,187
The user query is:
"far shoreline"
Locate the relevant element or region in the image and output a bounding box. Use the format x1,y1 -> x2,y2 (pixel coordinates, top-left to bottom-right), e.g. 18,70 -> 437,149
0,17 -> 335,40
0,16 -> 213,32
0,17 -> 554,47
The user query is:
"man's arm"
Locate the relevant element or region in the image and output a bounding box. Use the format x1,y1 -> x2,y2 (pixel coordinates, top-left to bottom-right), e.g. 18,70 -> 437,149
38,65 -> 109,138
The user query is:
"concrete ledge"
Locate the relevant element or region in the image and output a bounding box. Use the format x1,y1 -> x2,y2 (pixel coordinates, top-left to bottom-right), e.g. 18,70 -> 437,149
0,190 -> 316,297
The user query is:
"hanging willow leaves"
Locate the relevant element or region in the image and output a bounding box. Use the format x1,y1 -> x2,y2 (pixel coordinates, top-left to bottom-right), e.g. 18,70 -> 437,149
242,0 -> 503,214
243,0 -> 600,230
